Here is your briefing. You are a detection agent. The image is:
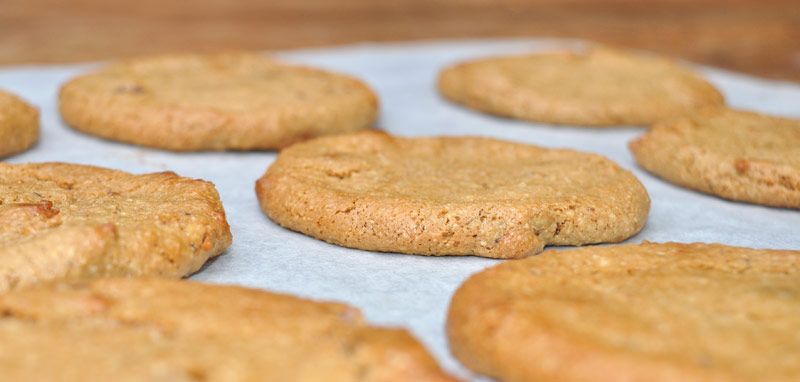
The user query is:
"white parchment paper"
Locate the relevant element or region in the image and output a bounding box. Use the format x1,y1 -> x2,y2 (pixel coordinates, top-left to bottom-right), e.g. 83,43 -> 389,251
2,39 -> 799,380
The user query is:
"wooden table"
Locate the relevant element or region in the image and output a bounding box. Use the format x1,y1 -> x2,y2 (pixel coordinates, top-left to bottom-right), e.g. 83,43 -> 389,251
3,0 -> 799,82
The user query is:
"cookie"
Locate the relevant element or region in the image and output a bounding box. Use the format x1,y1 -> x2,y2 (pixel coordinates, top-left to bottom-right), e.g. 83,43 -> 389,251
0,278 -> 455,381
59,53 -> 378,151
0,163 -> 231,291
256,131 -> 650,258
438,47 -> 724,126
448,242 -> 800,382
630,107 -> 800,208
0,90 -> 39,158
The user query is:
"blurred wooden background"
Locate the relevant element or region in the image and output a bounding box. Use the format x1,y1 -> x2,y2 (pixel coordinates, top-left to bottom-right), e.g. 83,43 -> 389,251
3,0 -> 799,81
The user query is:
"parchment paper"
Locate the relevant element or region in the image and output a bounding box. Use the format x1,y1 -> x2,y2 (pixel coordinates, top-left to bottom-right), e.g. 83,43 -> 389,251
2,39 -> 799,380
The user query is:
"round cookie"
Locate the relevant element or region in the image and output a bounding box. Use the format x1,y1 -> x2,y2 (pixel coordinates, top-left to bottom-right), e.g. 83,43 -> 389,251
0,162 -> 231,291
0,90 -> 39,158
447,242 -> 800,382
630,107 -> 800,208
438,47 -> 724,126
0,278 -> 455,381
59,53 -> 378,151
256,131 -> 650,258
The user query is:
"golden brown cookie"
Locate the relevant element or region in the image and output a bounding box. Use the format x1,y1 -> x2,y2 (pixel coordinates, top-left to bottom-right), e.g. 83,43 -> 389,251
438,47 -> 724,126
256,131 -> 650,258
59,53 -> 378,151
0,162 -> 231,291
0,90 -> 39,158
630,107 -> 800,208
0,278 -> 455,381
448,242 -> 800,382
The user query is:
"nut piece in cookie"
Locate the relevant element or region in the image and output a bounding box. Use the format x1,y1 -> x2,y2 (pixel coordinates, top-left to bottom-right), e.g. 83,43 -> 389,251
438,46 -> 723,126
0,162 -> 232,291
630,107 -> 800,208
256,131 -> 650,258
59,53 -> 379,151
448,242 -> 800,381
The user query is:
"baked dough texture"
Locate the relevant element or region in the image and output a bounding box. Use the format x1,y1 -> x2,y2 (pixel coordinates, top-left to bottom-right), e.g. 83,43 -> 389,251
438,47 -> 724,126
630,107 -> 800,208
256,131 -> 650,258
59,53 -> 378,151
0,90 -> 39,158
447,242 -> 800,382
0,162 -> 231,291
0,278 -> 455,382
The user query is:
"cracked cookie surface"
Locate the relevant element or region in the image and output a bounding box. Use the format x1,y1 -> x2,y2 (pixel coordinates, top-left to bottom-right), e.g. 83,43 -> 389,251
438,47 -> 723,126
59,53 -> 378,151
447,242 -> 800,382
0,90 -> 38,158
630,107 -> 800,208
0,162 -> 231,291
256,131 -> 650,258
0,278 -> 455,382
